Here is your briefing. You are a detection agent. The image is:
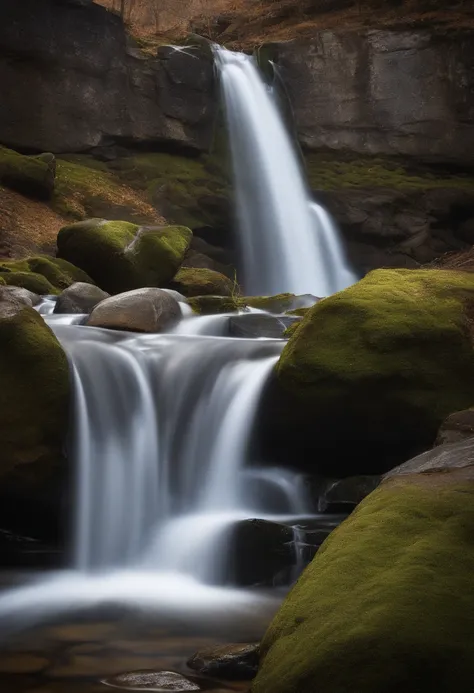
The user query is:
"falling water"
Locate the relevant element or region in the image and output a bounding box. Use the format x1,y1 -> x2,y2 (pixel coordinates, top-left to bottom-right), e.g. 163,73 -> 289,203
215,48 -> 356,297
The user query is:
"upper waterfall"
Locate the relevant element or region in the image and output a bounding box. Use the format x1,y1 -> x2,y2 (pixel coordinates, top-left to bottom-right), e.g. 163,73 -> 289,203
215,48 -> 356,297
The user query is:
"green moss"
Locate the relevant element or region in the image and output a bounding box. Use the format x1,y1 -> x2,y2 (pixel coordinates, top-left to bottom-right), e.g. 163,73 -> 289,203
171,267 -> 235,298
189,295 -> 243,315
57,219 -> 192,294
0,276 -> 5,286
306,152 -> 474,192
255,477 -> 474,693
0,302 -> 69,477
110,153 -> 231,230
277,268 -> 474,461
0,146 -> 55,200
245,294 -> 297,313
0,256 -> 93,295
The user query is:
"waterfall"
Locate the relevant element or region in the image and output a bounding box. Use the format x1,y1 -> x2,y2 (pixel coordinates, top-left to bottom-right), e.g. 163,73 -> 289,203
215,48 -> 356,297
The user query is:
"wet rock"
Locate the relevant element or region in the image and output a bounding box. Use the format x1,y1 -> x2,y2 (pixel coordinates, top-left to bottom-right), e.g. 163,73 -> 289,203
170,268 -> 235,298
435,409 -> 474,447
86,288 -> 180,333
188,295 -> 241,315
229,313 -> 300,339
0,285 -> 40,307
245,294 -> 319,314
384,436 -> 474,481
318,475 -> 381,510
187,642 -> 259,680
103,670 -> 200,691
54,282 -> 110,315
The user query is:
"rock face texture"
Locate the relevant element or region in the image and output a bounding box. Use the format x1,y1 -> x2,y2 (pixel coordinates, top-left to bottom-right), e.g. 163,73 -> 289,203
276,29 -> 474,166
0,0 -> 215,154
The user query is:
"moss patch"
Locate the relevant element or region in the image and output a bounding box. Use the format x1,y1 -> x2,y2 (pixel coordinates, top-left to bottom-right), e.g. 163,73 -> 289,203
52,157 -> 160,225
0,146 -> 55,200
306,152 -> 474,192
171,267 -> 235,298
189,295 -> 243,314
109,153 -> 231,231
255,475 -> 474,693
57,219 -> 193,294
0,301 -> 69,477
0,256 -> 93,295
275,269 -> 474,471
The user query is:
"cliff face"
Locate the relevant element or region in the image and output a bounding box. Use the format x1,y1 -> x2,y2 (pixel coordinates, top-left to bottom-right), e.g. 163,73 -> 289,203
275,29 -> 474,167
0,0 -> 215,154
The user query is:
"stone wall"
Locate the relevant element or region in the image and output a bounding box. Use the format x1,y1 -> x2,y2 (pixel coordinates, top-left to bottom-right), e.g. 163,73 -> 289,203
0,0 -> 216,154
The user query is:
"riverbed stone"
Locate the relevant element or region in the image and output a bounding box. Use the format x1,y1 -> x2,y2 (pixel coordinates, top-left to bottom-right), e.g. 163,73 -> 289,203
57,220 -> 192,294
187,642 -> 259,680
229,313 -> 300,339
0,285 -> 40,307
86,288 -> 181,333
54,282 -> 110,315
102,670 -> 200,691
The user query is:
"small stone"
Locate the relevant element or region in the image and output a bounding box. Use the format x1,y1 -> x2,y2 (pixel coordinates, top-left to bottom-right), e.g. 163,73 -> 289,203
103,670 -> 200,691
187,643 -> 259,680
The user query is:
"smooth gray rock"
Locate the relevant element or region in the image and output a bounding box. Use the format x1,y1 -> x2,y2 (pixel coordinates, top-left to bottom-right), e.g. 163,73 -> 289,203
86,288 -> 181,333
54,282 -> 109,315
229,313 -> 300,339
102,671 -> 200,691
276,29 -> 474,166
384,437 -> 474,480
188,643 -> 259,680
0,285 -> 40,307
435,410 -> 474,447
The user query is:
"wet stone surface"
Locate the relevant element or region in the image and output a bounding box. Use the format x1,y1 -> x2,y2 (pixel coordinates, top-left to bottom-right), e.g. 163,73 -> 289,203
103,670 -> 201,691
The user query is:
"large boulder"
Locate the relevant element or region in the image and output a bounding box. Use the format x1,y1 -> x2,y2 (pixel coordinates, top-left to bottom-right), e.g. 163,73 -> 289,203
0,297 -> 70,538
57,220 -> 192,294
259,269 -> 474,475
54,282 -> 109,315
86,288 -> 181,333
254,467 -> 474,693
0,146 -> 56,200
170,267 -> 235,298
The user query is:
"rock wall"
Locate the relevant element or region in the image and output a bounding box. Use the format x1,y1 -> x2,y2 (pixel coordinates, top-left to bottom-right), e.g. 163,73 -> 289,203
0,0 -> 216,154
275,29 -> 474,167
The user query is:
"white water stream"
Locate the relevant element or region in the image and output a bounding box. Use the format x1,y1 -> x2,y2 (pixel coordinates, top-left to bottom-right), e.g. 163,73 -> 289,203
215,48 -> 356,297
0,49 -> 356,631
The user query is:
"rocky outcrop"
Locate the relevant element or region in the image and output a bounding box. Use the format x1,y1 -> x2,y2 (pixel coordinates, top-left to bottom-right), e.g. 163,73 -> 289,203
258,268 -> 474,476
0,0 -> 215,154
275,29 -> 474,167
86,288 -> 181,333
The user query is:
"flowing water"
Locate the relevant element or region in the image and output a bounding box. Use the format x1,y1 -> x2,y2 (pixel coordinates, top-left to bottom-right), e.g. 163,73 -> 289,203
0,47 -> 356,683
215,48 -> 356,297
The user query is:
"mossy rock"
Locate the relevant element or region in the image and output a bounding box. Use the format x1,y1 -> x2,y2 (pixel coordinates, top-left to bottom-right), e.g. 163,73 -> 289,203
0,146 -> 55,200
0,256 -> 93,295
254,473 -> 474,693
189,295 -> 242,315
57,219 -> 192,294
263,269 -> 474,475
0,300 -> 69,537
171,267 -> 235,298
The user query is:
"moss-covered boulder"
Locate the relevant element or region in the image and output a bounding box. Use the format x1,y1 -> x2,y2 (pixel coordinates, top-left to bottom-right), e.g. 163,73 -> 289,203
189,295 -> 242,315
0,256 -> 93,295
0,146 -> 56,200
260,269 -> 474,475
57,219 -> 192,294
0,298 -> 69,538
254,470 -> 474,693
245,294 -> 319,314
171,267 -> 235,298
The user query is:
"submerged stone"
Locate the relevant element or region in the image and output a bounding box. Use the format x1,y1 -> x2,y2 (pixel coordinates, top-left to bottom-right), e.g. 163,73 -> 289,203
103,670 -> 200,691
187,642 -> 259,680
229,313 -> 300,339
